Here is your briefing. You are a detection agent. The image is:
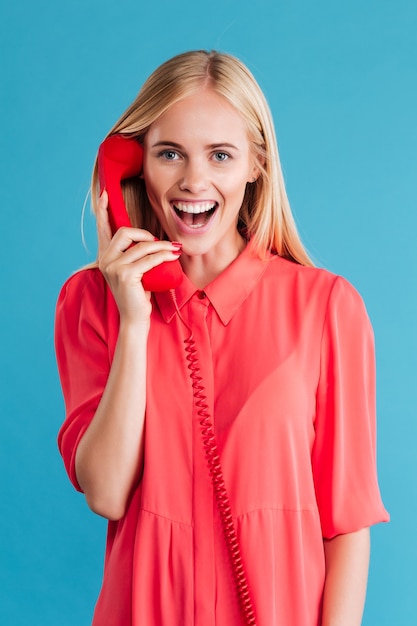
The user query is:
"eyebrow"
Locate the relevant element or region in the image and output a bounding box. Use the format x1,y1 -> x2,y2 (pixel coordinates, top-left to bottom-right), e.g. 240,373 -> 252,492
151,141 -> 240,151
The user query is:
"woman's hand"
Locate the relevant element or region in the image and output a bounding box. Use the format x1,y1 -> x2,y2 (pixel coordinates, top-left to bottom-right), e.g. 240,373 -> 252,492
96,191 -> 181,324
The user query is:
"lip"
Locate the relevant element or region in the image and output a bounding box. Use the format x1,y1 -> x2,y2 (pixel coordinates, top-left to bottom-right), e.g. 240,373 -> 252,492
169,199 -> 219,236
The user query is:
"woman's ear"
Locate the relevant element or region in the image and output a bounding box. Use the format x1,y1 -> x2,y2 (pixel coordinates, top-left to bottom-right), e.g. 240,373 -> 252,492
248,152 -> 264,183
248,162 -> 262,183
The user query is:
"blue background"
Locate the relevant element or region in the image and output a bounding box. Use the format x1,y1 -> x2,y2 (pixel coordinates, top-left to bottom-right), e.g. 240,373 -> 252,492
1,0 -> 416,624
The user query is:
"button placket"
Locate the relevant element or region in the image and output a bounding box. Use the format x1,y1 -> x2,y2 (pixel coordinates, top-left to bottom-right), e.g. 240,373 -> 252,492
188,295 -> 216,623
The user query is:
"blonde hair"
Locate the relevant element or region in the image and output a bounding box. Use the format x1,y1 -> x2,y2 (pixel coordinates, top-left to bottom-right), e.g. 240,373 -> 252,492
91,50 -> 313,266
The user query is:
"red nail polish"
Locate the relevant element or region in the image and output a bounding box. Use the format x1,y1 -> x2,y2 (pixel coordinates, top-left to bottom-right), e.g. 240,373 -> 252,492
172,241 -> 182,248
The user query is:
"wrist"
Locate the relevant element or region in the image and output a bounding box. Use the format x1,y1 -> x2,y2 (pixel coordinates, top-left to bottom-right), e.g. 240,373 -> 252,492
118,315 -> 151,339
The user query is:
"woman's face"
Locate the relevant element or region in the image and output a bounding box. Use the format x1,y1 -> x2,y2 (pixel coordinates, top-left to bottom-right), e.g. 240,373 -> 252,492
142,88 -> 259,257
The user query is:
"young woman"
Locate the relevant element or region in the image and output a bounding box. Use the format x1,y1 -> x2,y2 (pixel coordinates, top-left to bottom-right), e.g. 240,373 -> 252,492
56,50 -> 389,626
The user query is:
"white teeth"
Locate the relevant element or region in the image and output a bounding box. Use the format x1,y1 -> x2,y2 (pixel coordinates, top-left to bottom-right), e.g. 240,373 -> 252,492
174,202 -> 216,214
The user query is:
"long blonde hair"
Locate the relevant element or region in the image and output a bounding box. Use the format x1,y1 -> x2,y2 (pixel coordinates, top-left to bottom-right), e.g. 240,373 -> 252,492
91,50 -> 313,266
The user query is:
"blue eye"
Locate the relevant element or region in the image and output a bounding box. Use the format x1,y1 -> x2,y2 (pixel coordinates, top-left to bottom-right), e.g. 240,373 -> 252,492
160,150 -> 178,160
213,152 -> 229,162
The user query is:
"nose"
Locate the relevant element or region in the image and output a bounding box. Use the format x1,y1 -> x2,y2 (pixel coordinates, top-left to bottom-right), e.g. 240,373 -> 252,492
179,158 -> 210,193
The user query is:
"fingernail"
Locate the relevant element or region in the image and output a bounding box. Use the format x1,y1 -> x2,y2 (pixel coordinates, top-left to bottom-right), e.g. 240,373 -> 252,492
172,249 -> 182,255
172,241 -> 182,248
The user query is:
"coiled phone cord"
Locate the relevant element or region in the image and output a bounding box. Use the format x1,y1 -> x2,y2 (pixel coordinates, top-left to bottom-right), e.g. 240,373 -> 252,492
171,291 -> 257,626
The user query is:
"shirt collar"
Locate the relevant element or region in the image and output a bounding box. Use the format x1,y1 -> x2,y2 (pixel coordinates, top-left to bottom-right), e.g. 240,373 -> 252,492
154,240 -> 274,326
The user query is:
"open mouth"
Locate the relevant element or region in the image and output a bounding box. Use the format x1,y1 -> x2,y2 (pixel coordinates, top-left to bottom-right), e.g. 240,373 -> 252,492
172,201 -> 218,229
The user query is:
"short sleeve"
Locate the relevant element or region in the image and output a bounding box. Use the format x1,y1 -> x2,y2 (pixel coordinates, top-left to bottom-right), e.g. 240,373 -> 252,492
55,269 -> 119,491
312,276 -> 389,538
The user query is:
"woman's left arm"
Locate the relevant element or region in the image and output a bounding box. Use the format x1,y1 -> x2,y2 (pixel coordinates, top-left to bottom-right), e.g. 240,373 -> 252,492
322,527 -> 371,626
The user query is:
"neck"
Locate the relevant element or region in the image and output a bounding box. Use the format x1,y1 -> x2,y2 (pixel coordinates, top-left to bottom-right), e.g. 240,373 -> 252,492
180,233 -> 246,289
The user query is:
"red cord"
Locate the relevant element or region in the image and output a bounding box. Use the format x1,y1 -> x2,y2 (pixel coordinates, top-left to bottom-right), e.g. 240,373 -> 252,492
184,334 -> 257,625
170,291 -> 257,625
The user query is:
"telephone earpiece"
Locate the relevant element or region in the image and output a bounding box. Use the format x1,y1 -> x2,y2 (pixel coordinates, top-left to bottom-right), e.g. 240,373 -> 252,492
97,134 -> 183,292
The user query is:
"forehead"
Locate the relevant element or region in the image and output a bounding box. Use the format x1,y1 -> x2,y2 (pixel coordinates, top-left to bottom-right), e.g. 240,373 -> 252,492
147,89 -> 249,145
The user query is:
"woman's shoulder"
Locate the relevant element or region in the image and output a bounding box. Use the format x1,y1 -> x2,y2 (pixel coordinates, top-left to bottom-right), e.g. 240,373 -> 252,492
270,254 -> 355,292
58,265 -> 105,298
266,255 -> 369,318
55,266 -> 120,362
56,266 -> 115,323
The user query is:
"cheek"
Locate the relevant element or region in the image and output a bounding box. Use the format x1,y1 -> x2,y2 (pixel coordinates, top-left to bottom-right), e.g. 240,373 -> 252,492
143,165 -> 159,193
143,165 -> 176,201
141,175 -> 161,215
142,175 -> 173,228
222,176 -> 250,202
143,168 -> 166,206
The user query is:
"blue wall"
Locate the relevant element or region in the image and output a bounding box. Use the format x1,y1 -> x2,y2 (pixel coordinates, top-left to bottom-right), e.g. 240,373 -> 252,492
1,1 -> 415,624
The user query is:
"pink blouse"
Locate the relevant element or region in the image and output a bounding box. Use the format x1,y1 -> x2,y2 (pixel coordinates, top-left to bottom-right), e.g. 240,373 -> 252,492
56,243 -> 389,625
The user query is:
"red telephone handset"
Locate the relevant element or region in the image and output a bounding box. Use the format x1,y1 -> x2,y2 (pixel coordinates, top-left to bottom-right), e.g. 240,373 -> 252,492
97,134 -> 183,292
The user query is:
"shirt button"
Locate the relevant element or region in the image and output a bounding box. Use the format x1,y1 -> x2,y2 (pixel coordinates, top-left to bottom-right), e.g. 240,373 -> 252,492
197,290 -> 207,299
